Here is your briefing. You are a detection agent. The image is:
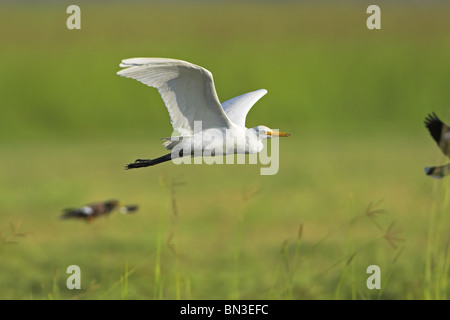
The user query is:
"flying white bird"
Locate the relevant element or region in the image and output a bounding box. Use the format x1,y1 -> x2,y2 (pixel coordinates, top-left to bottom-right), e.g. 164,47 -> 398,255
424,112 -> 450,178
117,58 -> 290,169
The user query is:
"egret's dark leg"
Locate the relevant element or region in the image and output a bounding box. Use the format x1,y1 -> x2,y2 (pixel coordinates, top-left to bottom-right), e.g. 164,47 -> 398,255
125,151 -> 184,169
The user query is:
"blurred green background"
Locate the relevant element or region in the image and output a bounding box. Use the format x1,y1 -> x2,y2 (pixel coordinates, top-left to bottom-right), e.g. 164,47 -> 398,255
1,1 -> 449,299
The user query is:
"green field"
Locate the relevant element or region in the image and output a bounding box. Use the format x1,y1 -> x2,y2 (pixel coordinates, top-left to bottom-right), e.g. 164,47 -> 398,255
1,2 -> 449,300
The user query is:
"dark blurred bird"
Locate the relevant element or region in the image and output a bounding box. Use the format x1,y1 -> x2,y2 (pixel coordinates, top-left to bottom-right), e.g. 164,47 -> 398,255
424,112 -> 450,179
60,199 -> 138,222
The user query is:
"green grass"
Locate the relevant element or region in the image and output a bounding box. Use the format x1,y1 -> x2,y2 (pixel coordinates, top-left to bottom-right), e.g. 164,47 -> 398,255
0,2 -> 449,300
0,136 -> 446,299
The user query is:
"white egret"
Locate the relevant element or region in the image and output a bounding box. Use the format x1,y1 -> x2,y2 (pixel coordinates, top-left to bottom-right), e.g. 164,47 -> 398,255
424,112 -> 450,178
117,58 -> 290,169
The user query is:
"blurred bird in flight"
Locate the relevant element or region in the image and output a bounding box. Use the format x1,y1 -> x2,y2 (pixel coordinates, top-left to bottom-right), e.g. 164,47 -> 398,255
424,112 -> 450,179
60,199 -> 138,222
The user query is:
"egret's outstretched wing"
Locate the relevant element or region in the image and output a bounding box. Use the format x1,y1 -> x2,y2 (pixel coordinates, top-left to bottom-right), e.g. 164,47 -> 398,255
425,112 -> 450,157
117,58 -> 233,134
221,89 -> 267,127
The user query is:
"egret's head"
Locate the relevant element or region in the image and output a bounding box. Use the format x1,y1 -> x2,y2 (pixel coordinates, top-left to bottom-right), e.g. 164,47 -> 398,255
253,125 -> 290,139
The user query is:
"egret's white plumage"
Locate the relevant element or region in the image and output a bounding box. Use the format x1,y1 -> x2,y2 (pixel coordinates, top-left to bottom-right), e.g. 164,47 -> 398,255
221,89 -> 268,127
117,58 -> 289,168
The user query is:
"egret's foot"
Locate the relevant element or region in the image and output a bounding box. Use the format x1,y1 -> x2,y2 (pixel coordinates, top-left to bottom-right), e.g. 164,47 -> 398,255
125,159 -> 153,170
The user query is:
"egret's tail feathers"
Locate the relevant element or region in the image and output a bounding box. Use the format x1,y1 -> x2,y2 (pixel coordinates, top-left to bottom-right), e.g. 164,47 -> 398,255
163,139 -> 181,150
162,140 -> 174,150
162,135 -> 188,150
424,164 -> 450,179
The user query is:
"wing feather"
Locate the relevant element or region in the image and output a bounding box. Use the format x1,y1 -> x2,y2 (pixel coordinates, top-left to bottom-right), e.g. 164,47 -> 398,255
425,112 -> 450,157
221,89 -> 267,127
117,58 -> 233,134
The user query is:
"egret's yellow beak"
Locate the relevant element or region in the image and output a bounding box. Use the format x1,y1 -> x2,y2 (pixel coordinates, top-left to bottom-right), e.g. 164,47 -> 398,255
267,131 -> 290,137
